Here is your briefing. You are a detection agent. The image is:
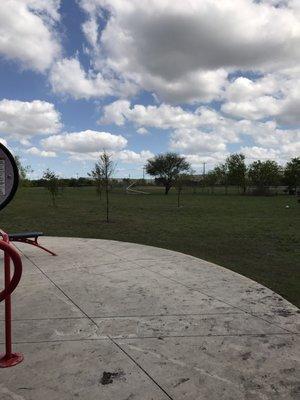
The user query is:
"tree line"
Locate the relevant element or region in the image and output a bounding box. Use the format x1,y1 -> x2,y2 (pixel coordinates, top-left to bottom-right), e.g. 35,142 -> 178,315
145,153 -> 300,197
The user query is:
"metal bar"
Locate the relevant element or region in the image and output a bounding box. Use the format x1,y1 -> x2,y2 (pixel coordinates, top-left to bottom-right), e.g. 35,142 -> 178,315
4,252 -> 12,357
13,238 -> 57,256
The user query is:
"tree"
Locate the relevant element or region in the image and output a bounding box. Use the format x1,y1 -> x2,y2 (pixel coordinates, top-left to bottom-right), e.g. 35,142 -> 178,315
174,173 -> 191,207
88,163 -> 104,199
90,152 -> 115,222
248,160 -> 281,194
284,157 -> 300,195
214,163 -> 229,194
43,169 -> 59,206
226,153 -> 247,193
15,155 -> 33,186
203,170 -> 218,194
145,152 -> 190,195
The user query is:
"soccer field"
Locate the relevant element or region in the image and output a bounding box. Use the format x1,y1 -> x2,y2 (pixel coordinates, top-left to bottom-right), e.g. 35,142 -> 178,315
1,186 -> 299,307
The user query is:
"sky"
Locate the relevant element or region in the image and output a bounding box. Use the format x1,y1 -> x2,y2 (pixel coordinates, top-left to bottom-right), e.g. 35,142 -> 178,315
0,0 -> 299,179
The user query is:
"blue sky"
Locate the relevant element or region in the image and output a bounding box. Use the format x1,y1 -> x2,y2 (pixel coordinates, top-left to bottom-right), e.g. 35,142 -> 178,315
0,0 -> 299,178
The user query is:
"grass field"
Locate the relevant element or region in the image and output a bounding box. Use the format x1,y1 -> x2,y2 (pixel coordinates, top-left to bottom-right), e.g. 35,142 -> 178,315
1,186 -> 299,307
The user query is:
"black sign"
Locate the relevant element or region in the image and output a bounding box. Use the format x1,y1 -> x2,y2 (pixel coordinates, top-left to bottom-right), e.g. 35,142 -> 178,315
0,143 -> 19,211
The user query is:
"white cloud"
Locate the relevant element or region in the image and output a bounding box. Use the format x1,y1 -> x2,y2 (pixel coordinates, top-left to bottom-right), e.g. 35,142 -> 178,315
222,96 -> 281,120
170,129 -> 227,155
276,78 -> 300,126
49,57 -> 138,99
79,0 -> 300,103
116,150 -> 154,163
183,153 -> 228,167
64,149 -> 153,163
222,74 -> 300,124
40,129 -> 154,164
224,76 -> 278,102
82,16 -> 99,48
100,96 -> 300,164
101,100 -> 214,129
49,58 -> 113,99
26,146 -> 56,158
41,130 -> 127,155
101,100 -> 243,144
136,127 -> 149,135
249,121 -> 300,152
0,0 -> 61,71
28,0 -> 61,22
227,120 -> 300,161
240,146 -> 281,161
0,99 -> 62,139
100,100 -> 130,126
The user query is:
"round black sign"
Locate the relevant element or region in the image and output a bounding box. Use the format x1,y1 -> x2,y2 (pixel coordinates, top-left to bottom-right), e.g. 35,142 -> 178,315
0,143 -> 19,211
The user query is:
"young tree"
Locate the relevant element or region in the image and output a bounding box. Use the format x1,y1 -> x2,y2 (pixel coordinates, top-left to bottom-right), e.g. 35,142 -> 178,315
284,157 -> 300,195
226,153 -> 247,193
88,163 -> 104,199
248,160 -> 281,194
90,152 -> 115,222
43,169 -> 59,206
174,174 -> 190,207
145,152 -> 190,195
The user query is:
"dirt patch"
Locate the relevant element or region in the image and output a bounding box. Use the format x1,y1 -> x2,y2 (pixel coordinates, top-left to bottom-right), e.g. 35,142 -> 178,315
275,309 -> 294,317
241,352 -> 252,361
100,370 -> 126,385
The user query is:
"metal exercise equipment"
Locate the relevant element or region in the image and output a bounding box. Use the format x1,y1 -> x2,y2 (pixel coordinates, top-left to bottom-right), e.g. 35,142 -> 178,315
0,143 -> 56,367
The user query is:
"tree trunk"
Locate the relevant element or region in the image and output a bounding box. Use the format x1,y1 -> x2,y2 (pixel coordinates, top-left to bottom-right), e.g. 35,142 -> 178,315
51,192 -> 56,207
165,185 -> 171,195
106,182 -> 109,222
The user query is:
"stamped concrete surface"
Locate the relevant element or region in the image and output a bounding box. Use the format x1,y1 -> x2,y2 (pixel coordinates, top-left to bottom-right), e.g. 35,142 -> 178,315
0,237 -> 299,399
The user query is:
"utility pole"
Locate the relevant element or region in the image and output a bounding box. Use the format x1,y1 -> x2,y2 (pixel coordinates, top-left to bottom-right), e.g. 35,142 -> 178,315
142,167 -> 145,180
202,162 -> 206,176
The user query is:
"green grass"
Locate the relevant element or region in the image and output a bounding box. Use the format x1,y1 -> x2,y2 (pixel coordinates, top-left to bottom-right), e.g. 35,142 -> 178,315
1,186 -> 299,307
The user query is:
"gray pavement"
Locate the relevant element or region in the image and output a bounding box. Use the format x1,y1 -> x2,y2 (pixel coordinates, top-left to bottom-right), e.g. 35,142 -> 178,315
0,237 -> 299,399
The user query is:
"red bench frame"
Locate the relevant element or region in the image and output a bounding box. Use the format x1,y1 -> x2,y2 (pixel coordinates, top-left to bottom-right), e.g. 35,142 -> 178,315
9,233 -> 57,256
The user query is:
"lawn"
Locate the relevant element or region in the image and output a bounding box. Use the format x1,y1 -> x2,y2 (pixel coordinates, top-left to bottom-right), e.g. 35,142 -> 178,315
1,186 -> 299,307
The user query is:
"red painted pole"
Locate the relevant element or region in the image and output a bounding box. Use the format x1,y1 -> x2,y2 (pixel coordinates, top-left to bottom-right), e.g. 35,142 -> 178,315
0,232 -> 23,368
4,252 -> 12,358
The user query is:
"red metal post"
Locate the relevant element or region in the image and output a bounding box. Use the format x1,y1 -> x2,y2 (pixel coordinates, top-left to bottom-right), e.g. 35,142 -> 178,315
0,232 -> 23,368
4,252 -> 12,358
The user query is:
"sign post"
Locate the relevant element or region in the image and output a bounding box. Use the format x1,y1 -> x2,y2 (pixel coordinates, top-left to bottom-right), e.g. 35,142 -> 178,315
0,143 -> 23,368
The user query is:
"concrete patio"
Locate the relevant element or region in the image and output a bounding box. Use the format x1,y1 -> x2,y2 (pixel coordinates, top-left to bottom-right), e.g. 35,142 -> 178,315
0,237 -> 299,399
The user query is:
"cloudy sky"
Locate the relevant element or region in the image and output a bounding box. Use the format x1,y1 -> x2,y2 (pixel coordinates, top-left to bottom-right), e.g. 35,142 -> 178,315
0,0 -> 299,178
